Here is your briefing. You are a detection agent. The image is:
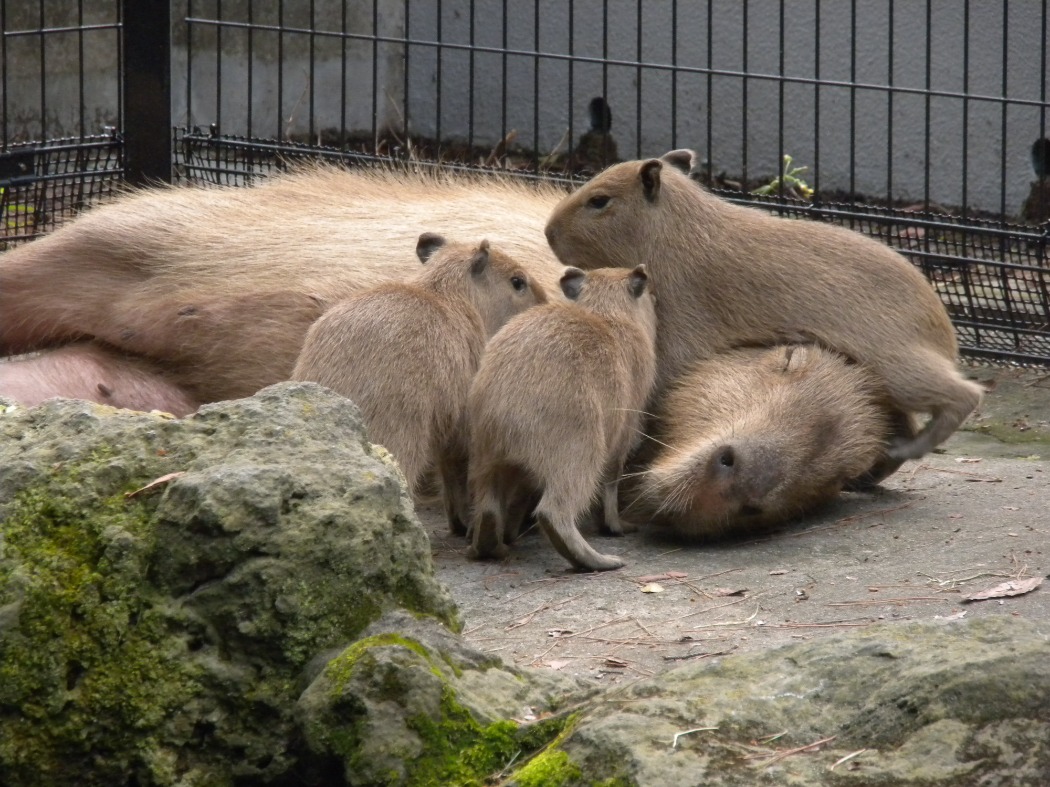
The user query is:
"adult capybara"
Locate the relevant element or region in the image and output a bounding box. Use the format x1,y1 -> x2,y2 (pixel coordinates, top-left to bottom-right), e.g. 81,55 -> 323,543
0,342 -> 199,415
544,149 -> 983,463
467,265 -> 657,572
629,345 -> 894,540
0,164 -> 567,412
292,234 -> 548,533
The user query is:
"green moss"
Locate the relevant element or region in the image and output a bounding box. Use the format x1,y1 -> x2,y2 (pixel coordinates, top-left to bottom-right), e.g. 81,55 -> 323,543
511,750 -> 583,787
405,689 -> 519,787
0,476 -> 203,785
316,635 -> 580,787
965,421 -> 1050,447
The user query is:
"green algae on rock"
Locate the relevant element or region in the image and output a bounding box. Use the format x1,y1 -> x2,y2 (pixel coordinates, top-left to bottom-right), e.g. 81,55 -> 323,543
0,384 -> 457,786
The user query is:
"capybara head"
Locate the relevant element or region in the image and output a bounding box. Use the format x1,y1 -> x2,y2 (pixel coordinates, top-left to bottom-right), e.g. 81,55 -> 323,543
558,264 -> 656,335
637,345 -> 891,541
545,150 -> 699,270
415,232 -> 548,336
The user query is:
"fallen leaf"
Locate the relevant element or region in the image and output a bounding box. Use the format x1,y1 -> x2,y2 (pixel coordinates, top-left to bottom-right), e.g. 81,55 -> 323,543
955,457 -> 983,464
635,571 -> 688,583
713,587 -> 747,597
640,583 -> 665,593
1002,506 -> 1020,511
769,569 -> 788,576
935,610 -> 968,620
603,657 -> 628,669
962,577 -> 1043,602
125,471 -> 186,498
546,629 -> 573,638
545,659 -> 571,670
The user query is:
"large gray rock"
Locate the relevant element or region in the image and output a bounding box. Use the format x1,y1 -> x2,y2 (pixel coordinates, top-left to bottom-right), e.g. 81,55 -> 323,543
550,616 -> 1050,786
0,383 -> 458,786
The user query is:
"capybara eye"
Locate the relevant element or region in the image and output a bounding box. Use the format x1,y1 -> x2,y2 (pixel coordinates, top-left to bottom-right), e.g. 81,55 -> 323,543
718,446 -> 735,468
587,195 -> 610,209
511,276 -> 527,292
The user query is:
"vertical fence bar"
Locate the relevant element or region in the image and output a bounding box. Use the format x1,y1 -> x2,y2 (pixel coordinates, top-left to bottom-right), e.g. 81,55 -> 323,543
78,0 -> 86,137
635,2 -> 642,159
122,0 -> 172,184
886,0 -> 894,201
1,1 -> 7,148
215,0 -> 222,132
812,0 -> 820,196
776,0 -> 784,197
741,0 -> 749,185
500,0 -> 508,161
38,2 -> 46,139
436,0 -> 443,157
848,0 -> 856,200
403,0 -> 411,146
566,0 -> 573,164
960,0 -> 969,217
705,0 -> 712,183
247,1 -> 254,139
532,0 -> 539,170
999,1 -> 1008,220
670,0 -> 677,150
468,0 -> 475,153
923,0 -> 932,209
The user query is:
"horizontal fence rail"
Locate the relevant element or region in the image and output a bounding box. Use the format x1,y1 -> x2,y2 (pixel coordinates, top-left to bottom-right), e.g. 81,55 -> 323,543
2,0 -> 1049,367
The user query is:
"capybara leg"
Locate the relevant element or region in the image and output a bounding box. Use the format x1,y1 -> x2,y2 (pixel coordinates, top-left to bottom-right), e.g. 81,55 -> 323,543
534,493 -> 624,572
844,408 -> 917,490
467,507 -> 510,560
467,469 -> 511,559
600,475 -> 637,535
0,342 -> 199,416
437,442 -> 470,536
883,351 -> 984,461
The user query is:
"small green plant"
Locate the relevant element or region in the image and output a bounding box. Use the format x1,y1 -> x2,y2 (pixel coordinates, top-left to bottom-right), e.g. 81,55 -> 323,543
752,154 -> 814,200
0,186 -> 37,230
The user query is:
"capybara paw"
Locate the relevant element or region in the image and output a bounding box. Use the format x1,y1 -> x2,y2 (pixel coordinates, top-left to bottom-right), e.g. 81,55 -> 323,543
885,436 -> 927,462
601,516 -> 638,535
467,543 -> 510,561
580,553 -> 625,572
447,517 -> 468,537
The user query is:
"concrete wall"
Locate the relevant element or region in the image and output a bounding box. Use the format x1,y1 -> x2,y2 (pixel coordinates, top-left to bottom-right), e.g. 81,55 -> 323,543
1,0 -> 1046,216
404,0 -> 1049,216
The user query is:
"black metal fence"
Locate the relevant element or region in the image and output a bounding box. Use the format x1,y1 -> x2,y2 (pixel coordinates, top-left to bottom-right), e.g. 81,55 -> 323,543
2,1 -> 1049,366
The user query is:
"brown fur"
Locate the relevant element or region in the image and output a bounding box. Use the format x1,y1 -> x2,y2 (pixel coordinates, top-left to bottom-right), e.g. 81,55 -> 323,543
630,345 -> 893,540
0,163 -> 567,410
292,235 -> 548,533
0,342 -> 199,415
544,150 -> 984,463
466,266 -> 657,572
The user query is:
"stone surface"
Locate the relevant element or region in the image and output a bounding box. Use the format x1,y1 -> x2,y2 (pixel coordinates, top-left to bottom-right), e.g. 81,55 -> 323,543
2,379 -> 1049,786
548,616 -> 1050,786
0,383 -> 457,786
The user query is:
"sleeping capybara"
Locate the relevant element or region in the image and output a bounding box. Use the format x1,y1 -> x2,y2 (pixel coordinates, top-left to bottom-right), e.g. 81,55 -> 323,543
629,345 -> 894,540
0,164 -> 567,411
467,265 -> 657,572
544,149 -> 983,463
292,234 -> 547,533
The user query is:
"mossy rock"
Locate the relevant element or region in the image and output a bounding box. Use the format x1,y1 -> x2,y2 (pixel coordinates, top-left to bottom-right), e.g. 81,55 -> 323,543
0,384 -> 457,786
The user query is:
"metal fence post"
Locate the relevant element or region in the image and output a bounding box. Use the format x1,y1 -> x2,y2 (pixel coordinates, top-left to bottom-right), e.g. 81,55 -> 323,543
122,0 -> 172,184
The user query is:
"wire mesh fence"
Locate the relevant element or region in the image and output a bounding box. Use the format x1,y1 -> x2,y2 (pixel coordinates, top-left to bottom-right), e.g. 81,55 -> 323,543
2,0 -> 1049,366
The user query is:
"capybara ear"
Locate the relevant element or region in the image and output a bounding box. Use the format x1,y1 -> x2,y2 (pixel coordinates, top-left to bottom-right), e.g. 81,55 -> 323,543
469,239 -> 492,276
627,265 -> 649,298
416,232 -> 447,263
560,267 -> 586,300
640,160 -> 663,202
660,149 -> 695,175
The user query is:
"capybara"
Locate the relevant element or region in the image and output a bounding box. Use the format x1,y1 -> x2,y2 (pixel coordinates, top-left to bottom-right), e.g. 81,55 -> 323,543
629,345 -> 893,540
292,233 -> 548,533
0,163 -> 567,412
543,149 -> 983,463
467,265 -> 657,572
0,342 -> 199,415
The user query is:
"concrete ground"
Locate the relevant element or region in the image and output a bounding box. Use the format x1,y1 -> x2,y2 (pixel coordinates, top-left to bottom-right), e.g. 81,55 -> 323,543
421,365 -> 1050,685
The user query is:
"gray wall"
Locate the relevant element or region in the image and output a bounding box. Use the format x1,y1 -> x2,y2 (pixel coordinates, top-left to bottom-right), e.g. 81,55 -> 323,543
404,0 -> 1049,216
2,1 -> 1047,216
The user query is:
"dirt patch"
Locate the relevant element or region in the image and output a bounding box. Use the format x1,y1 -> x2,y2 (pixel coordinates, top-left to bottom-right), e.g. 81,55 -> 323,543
423,365 -> 1050,687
